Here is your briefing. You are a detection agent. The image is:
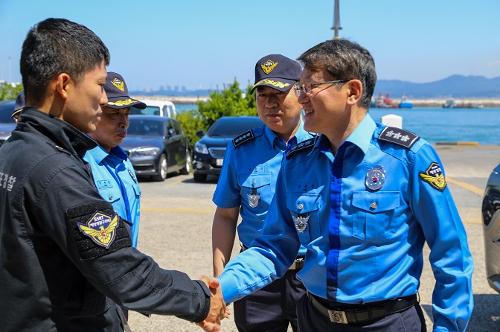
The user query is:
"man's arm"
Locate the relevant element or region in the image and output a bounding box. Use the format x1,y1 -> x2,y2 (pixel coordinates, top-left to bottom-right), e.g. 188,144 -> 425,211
410,144 -> 474,331
212,206 -> 240,276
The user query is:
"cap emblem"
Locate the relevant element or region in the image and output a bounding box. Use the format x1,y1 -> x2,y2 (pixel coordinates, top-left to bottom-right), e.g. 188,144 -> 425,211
111,78 -> 125,91
261,60 -> 278,74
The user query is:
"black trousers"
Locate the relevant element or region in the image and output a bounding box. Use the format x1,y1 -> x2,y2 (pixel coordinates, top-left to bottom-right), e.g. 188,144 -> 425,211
296,294 -> 427,332
234,269 -> 306,332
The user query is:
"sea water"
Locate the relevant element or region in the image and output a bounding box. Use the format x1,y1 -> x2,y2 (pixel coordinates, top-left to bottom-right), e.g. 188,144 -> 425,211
174,104 -> 500,145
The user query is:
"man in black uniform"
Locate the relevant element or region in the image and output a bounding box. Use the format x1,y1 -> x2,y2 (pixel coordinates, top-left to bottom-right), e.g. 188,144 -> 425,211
0,18 -> 224,332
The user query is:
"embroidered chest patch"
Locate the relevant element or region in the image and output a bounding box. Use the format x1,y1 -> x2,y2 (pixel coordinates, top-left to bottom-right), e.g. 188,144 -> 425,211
78,212 -> 119,248
419,162 -> 447,191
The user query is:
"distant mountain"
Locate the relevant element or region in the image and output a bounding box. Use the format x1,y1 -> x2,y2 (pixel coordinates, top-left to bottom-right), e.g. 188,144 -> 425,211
375,75 -> 500,98
131,75 -> 500,99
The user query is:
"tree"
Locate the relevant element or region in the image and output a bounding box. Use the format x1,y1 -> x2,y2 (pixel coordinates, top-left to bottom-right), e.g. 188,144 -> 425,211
0,83 -> 23,101
177,80 -> 256,147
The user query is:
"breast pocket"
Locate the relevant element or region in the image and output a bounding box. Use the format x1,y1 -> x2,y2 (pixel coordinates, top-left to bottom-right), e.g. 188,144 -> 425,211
286,192 -> 322,245
240,174 -> 272,213
99,189 -> 121,204
351,191 -> 400,242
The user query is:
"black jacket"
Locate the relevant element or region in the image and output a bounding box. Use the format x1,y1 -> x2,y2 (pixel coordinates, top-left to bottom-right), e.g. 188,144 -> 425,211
0,108 -> 210,331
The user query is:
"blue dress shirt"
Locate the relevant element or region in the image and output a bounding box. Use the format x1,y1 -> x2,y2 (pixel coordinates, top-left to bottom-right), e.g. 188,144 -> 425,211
213,124 -> 313,251
219,114 -> 473,332
84,145 -> 141,247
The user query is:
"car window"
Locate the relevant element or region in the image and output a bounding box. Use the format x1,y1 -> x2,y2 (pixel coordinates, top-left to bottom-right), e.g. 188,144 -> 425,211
128,119 -> 165,136
207,117 -> 262,138
0,101 -> 16,123
130,105 -> 161,116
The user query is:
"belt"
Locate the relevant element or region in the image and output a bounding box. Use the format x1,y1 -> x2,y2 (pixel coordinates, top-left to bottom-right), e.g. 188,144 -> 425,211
240,243 -> 304,270
307,293 -> 418,325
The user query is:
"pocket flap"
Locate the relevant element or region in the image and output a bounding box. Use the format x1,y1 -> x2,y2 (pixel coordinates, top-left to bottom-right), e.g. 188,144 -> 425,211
352,191 -> 400,213
240,174 -> 271,188
287,193 -> 321,214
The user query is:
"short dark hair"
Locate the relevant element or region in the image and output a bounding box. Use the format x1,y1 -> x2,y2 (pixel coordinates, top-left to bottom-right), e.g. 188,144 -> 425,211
298,39 -> 376,108
20,18 -> 110,104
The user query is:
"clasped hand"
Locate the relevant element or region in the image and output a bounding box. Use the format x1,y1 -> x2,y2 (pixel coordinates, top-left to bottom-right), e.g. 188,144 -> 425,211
197,276 -> 228,332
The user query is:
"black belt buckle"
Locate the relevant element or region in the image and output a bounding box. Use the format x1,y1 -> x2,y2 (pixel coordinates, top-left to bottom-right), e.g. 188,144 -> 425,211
328,310 -> 349,324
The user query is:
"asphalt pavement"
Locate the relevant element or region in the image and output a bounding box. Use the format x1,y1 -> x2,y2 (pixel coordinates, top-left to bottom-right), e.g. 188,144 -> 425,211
128,145 -> 500,332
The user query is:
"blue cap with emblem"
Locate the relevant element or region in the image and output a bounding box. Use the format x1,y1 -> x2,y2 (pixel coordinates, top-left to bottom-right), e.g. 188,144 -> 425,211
104,72 -> 146,109
252,54 -> 302,92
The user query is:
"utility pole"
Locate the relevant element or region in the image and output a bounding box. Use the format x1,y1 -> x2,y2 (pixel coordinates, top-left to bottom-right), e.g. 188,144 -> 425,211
332,0 -> 342,39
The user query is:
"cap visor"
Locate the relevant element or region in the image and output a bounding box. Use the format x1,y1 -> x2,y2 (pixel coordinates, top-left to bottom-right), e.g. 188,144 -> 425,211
252,78 -> 296,92
107,98 -> 146,109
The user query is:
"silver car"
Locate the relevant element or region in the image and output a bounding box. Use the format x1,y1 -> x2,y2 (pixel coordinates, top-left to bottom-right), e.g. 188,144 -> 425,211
482,163 -> 500,293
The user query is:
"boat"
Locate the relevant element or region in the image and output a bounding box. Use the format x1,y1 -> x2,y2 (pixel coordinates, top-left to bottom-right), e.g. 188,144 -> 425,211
398,96 -> 413,108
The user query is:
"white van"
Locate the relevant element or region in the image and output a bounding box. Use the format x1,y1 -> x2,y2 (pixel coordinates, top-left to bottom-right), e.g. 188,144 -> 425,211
130,98 -> 177,118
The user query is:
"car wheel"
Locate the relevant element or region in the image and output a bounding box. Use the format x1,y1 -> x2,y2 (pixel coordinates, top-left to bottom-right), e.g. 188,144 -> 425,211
153,154 -> 168,181
193,172 -> 207,183
180,149 -> 192,175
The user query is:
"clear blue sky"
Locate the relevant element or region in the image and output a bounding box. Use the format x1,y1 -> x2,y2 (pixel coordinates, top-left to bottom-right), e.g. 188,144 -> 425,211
1,0 -> 499,90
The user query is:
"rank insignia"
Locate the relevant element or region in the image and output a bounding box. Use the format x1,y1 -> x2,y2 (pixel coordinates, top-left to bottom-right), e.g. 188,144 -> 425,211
261,59 -> 278,74
365,166 -> 385,191
419,162 -> 447,191
78,212 -> 119,248
247,188 -> 260,208
379,127 -> 419,149
111,78 -> 125,91
293,214 -> 310,233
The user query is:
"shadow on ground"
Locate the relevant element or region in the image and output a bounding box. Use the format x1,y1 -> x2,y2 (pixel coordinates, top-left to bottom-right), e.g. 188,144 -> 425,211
422,294 -> 499,331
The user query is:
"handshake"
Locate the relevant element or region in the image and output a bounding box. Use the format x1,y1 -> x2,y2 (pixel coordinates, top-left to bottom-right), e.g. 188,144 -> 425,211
197,276 -> 229,332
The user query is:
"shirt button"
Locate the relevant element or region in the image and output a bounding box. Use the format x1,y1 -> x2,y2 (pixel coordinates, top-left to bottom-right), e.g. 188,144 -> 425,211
370,202 -> 377,210
297,203 -> 304,210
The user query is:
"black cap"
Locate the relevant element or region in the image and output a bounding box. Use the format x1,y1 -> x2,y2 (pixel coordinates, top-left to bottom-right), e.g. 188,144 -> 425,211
252,54 -> 302,92
104,72 -> 146,109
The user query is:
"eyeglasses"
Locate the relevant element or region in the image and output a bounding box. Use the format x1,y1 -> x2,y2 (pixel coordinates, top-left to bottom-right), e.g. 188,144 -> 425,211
294,80 -> 346,98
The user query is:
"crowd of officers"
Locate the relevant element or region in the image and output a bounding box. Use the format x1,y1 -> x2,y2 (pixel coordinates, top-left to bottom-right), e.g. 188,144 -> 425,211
0,18 -> 473,332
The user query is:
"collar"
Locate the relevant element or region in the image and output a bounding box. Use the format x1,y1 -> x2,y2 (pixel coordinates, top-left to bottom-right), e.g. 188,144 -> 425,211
263,121 -> 312,149
344,113 -> 376,155
88,145 -> 128,164
20,108 -> 97,158
315,113 -> 376,155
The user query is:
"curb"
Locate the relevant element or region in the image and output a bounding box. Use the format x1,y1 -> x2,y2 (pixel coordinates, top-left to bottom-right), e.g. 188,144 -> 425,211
435,141 -> 480,146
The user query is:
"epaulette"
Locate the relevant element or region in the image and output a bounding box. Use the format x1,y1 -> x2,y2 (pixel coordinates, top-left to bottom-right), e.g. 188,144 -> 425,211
378,127 -> 419,149
286,138 -> 316,159
232,130 -> 255,148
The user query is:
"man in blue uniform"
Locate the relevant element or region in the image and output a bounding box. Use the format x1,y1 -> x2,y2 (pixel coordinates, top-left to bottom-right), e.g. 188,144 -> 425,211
0,18 -> 224,332
217,40 -> 473,331
84,72 -> 144,248
212,54 -> 312,331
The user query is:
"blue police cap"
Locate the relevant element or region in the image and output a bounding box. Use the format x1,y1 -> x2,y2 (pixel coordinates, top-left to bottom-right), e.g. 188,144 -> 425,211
104,72 -> 146,109
253,54 -> 302,92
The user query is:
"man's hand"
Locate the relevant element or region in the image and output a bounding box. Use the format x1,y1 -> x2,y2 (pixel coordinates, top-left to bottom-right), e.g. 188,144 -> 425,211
197,276 -> 227,332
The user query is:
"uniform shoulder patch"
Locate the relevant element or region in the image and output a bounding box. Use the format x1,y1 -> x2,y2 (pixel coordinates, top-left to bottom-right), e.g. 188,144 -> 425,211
66,202 -> 131,260
286,138 -> 316,159
419,161 -> 447,191
378,127 -> 419,148
233,130 -> 255,148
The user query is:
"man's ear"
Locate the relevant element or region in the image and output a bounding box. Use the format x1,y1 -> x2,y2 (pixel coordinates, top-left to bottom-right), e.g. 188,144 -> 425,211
346,79 -> 363,106
55,73 -> 72,100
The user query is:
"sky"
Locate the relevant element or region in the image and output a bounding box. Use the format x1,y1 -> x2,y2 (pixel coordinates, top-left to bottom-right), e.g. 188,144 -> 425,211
1,0 -> 499,91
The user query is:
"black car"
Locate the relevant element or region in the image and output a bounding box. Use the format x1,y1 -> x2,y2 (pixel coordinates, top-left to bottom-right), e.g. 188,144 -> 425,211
0,100 -> 17,147
482,163 -> 500,293
122,115 -> 191,181
192,116 -> 263,182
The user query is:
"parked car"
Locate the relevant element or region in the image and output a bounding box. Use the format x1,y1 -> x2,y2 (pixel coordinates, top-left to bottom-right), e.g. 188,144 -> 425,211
0,100 -> 16,147
130,99 -> 177,118
192,116 -> 263,182
122,115 -> 191,181
482,163 -> 500,293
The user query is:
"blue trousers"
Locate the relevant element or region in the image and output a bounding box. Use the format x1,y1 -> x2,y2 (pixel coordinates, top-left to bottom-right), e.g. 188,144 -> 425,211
234,269 -> 306,332
296,294 -> 426,332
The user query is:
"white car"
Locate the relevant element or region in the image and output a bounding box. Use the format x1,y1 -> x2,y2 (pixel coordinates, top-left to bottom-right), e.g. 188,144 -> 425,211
130,98 -> 177,118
